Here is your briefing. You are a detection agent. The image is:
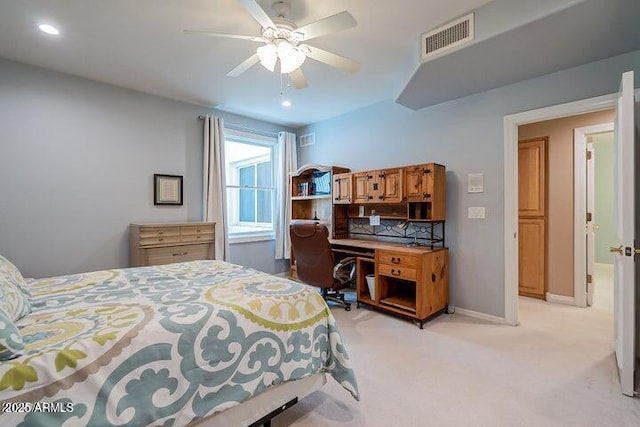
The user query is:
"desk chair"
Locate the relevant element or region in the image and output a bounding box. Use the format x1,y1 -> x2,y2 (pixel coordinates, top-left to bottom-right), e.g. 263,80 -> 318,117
289,221 -> 355,311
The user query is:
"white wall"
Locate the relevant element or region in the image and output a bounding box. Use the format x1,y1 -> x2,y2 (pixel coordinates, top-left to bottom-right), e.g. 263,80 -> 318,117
0,58 -> 289,278
298,50 -> 640,318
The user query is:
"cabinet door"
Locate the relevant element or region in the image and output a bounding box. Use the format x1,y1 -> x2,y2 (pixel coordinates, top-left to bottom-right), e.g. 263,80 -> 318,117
518,139 -> 546,216
518,218 -> 546,299
333,173 -> 352,204
366,170 -> 382,203
405,165 -> 426,201
353,172 -> 371,203
379,168 -> 403,203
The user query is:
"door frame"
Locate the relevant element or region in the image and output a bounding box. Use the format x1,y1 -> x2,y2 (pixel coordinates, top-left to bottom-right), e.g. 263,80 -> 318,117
574,123 -> 614,308
503,93 -> 618,325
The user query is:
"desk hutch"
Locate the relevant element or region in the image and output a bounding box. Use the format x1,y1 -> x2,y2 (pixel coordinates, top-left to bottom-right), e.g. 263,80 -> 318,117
290,163 -> 449,328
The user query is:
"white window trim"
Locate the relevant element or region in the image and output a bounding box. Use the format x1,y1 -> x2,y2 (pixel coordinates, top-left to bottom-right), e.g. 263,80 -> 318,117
225,128 -> 278,244
228,232 -> 276,244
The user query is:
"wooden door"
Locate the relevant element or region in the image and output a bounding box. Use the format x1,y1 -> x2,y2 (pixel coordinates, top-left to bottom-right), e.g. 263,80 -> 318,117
379,168 -> 403,203
518,218 -> 546,298
518,138 -> 547,299
518,140 -> 546,216
333,173 -> 352,204
352,172 -> 370,203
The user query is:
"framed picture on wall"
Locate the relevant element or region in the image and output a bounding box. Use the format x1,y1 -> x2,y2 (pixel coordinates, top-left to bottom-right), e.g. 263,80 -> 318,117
154,174 -> 183,206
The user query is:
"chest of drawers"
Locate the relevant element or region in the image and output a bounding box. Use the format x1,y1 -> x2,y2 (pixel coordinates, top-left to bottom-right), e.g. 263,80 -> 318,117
130,222 -> 215,267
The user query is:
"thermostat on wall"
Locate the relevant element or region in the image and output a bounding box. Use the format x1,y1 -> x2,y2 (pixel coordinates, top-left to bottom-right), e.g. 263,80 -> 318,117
468,173 -> 484,193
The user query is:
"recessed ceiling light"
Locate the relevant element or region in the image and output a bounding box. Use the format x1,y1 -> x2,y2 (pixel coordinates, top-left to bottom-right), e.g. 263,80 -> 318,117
281,100 -> 292,107
38,24 -> 59,36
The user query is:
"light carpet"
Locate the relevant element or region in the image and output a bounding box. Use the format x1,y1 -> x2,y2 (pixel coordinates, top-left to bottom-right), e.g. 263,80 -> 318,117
273,287 -> 639,426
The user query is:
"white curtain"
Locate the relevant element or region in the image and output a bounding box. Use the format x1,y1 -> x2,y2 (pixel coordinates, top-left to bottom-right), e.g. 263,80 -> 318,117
202,115 -> 229,261
275,131 -> 298,259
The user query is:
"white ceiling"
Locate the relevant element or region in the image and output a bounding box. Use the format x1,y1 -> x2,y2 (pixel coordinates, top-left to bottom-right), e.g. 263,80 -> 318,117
0,0 -> 494,127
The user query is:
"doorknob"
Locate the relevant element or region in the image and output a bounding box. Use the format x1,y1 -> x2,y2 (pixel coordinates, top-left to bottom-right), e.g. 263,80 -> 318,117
609,245 -> 623,255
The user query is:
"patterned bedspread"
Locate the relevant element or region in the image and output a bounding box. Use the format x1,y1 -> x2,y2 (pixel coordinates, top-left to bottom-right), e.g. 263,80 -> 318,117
0,260 -> 358,426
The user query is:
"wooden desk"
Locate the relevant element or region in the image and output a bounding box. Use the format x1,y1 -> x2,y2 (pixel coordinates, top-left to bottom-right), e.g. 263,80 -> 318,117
330,238 -> 449,328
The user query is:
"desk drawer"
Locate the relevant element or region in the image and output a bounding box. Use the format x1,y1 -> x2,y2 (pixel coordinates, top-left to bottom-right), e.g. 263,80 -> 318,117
378,263 -> 417,281
146,243 -> 212,265
181,225 -> 215,243
139,227 -> 181,246
378,251 -> 418,268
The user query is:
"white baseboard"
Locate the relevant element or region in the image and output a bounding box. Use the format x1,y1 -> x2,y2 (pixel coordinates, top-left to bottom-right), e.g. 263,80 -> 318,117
452,307 -> 508,324
545,293 -> 575,306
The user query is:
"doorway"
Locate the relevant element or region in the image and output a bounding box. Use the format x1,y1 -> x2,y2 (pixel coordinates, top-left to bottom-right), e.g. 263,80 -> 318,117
574,126 -> 616,309
517,110 -> 615,306
503,92 -> 619,326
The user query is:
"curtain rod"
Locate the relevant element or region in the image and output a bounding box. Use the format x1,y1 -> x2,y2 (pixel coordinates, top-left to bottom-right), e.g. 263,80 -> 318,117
197,115 -> 281,138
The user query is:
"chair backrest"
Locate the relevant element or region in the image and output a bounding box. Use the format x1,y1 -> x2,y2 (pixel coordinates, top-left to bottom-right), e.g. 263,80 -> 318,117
289,221 -> 335,289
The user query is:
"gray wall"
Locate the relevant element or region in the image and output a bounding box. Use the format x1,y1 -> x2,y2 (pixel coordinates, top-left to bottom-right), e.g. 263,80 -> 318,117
592,132 -> 616,264
0,58 -> 289,278
298,50 -> 640,318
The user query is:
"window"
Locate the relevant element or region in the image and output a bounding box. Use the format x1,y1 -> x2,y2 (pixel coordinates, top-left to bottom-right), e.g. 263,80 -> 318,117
225,129 -> 277,241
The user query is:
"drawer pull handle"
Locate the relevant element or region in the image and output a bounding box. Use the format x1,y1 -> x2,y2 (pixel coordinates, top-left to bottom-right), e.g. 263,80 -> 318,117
158,238 -> 164,242
391,257 -> 401,264
172,252 -> 189,257
158,231 -> 164,235
196,236 -> 202,239
391,269 -> 401,276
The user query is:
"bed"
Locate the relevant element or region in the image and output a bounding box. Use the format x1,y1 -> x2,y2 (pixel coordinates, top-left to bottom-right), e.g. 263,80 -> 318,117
0,256 -> 359,426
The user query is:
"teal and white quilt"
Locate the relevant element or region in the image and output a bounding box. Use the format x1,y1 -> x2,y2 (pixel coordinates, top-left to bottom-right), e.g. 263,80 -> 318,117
0,260 -> 358,426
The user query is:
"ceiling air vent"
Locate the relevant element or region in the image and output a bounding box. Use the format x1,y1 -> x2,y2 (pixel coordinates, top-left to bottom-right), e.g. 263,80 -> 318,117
421,13 -> 474,62
299,133 -> 315,147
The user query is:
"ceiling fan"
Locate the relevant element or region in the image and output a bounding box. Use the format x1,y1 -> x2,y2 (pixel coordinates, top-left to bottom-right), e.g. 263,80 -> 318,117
185,0 -> 359,89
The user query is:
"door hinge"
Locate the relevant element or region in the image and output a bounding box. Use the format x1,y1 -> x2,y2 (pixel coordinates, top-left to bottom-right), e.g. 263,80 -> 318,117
586,212 -> 592,222
586,150 -> 592,160
587,274 -> 592,284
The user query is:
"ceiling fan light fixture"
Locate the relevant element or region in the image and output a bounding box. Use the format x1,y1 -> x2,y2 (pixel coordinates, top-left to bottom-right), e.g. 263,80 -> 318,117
277,41 -> 305,74
256,43 -> 277,72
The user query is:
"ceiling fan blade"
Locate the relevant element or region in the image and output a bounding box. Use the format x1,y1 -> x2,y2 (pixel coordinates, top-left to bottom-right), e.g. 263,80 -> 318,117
301,45 -> 360,73
239,0 -> 276,29
295,11 -> 357,41
183,30 -> 263,42
227,54 -> 260,77
289,68 -> 308,89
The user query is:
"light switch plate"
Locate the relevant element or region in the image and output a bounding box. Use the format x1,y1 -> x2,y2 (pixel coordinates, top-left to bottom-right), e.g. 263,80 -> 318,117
369,215 -> 381,226
468,207 -> 486,219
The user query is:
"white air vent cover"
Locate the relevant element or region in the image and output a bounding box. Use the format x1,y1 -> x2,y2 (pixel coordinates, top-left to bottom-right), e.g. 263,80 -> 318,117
299,133 -> 315,147
421,13 -> 474,62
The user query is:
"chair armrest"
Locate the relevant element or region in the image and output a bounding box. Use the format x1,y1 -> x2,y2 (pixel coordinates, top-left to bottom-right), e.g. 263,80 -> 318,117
334,257 -> 357,284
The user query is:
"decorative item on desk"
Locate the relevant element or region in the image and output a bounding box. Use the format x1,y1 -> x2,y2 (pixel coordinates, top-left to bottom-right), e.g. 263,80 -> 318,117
298,182 -> 309,196
313,211 -> 319,221
396,220 -> 420,247
311,170 -> 331,195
